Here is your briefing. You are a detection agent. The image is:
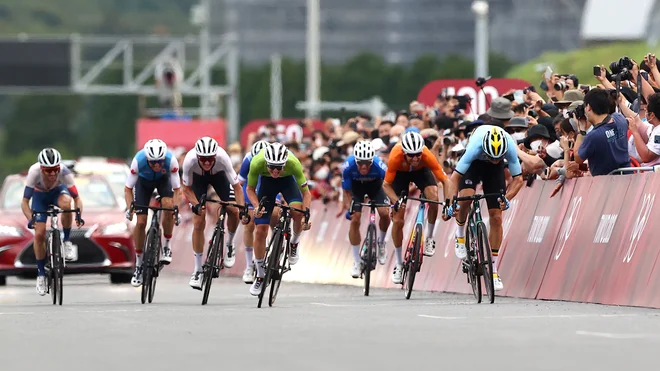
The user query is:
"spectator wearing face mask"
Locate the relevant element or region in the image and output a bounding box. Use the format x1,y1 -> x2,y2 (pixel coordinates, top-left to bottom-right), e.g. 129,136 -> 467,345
504,117 -> 528,143
524,125 -> 562,167
629,92 -> 660,166
377,120 -> 393,145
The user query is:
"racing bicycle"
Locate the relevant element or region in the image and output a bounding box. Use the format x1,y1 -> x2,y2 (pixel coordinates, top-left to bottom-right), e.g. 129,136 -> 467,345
396,192 -> 444,300
30,206 -> 83,305
257,198 -> 310,308
350,197 -> 390,296
196,194 -> 249,305
129,201 -> 180,304
452,192 -> 503,304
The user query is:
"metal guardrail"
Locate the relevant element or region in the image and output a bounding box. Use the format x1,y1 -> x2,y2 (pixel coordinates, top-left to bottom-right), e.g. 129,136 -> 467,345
608,166 -> 656,175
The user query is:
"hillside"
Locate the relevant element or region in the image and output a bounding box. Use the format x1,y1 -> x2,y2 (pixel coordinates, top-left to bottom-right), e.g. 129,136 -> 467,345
0,0 -> 197,35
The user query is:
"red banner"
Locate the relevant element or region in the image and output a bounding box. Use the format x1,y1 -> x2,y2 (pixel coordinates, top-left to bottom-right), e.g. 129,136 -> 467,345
136,118 -> 226,151
417,78 -> 532,116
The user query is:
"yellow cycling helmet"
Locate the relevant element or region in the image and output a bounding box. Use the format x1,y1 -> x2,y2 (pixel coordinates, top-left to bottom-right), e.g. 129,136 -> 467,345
482,126 -> 508,159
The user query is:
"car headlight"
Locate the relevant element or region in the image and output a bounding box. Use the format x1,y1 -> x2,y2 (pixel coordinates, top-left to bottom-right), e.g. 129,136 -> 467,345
101,222 -> 129,235
0,225 -> 22,237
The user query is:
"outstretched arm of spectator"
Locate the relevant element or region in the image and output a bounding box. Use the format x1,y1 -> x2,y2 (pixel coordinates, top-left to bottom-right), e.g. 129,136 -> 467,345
517,147 -> 545,174
629,116 -> 660,163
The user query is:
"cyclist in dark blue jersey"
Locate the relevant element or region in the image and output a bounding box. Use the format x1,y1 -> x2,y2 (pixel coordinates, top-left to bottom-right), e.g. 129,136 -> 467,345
339,140 -> 391,278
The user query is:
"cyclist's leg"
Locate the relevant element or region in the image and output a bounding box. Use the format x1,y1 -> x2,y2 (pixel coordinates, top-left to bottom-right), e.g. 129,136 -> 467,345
132,178 -> 154,286
280,176 -> 303,265
250,177 -> 277,295
412,169 -> 439,256
156,176 -> 175,263
389,172 -> 409,283
482,162 -> 507,290
210,172 -> 239,267
242,182 -> 256,281
31,190 -> 56,295
455,162 -> 481,260
368,180 -> 390,265
55,187 -> 76,260
348,181 -> 364,277
189,174 -> 208,287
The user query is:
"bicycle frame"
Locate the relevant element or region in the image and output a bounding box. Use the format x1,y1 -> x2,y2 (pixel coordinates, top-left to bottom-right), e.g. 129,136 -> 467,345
405,202 -> 426,262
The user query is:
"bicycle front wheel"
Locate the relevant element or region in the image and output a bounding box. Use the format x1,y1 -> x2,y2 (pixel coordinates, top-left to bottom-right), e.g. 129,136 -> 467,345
147,229 -> 161,303
269,238 -> 288,307
258,230 -> 281,308
466,222 -> 482,303
477,221 -> 495,304
202,230 -> 222,305
363,224 -> 376,297
404,224 -> 422,300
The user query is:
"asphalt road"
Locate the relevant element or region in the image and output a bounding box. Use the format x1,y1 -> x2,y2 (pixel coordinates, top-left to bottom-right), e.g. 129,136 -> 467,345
1,273 -> 659,371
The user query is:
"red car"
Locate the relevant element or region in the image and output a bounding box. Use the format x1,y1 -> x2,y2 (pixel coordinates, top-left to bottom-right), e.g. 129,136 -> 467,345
0,173 -> 136,286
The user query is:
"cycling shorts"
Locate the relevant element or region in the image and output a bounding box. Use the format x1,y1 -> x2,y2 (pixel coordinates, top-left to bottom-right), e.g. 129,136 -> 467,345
457,160 -> 506,210
134,176 -> 173,214
32,185 -> 70,223
390,168 -> 436,198
349,179 -> 388,214
254,176 -> 302,225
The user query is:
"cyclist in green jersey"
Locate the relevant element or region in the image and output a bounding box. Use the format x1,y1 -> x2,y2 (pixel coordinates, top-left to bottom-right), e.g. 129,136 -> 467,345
246,142 -> 312,295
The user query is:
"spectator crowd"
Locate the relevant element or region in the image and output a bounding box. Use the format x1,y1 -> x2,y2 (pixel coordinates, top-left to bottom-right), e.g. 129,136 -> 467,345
177,52 -> 660,204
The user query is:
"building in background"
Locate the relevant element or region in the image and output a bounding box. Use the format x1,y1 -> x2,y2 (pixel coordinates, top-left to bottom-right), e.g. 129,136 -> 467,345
211,0 -> 586,65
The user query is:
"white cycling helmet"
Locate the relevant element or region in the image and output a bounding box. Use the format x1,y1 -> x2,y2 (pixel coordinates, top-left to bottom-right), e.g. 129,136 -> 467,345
353,140 -> 375,162
38,148 -> 62,168
195,136 -> 219,157
251,140 -> 270,157
264,142 -> 289,166
144,139 -> 167,161
482,126 -> 508,160
400,131 -> 424,154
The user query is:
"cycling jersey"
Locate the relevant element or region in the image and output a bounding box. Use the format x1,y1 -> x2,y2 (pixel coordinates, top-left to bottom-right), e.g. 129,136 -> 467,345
247,151 -> 308,191
384,144 -> 448,183
341,155 -> 387,191
125,149 -> 181,189
181,147 -> 238,187
455,124 -> 522,177
23,163 -> 78,199
237,152 -> 255,185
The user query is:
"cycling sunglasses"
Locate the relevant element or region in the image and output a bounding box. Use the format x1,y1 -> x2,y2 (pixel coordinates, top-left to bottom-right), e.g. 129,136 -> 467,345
267,164 -> 284,171
405,152 -> 422,159
41,166 -> 60,174
148,160 -> 164,166
197,155 -> 215,163
356,160 -> 372,167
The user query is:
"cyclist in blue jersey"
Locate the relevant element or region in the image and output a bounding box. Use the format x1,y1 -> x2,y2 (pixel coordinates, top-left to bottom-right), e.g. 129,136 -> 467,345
444,125 -> 524,291
124,139 -> 182,287
339,141 -> 391,278
237,140 -> 281,283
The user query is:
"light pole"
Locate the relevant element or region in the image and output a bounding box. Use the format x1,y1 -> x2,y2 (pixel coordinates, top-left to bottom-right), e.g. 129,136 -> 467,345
471,1 -> 489,79
306,0 -> 320,118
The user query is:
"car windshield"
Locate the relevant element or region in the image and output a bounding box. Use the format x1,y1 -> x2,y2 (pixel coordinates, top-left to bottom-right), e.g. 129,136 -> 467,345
1,177 -> 118,209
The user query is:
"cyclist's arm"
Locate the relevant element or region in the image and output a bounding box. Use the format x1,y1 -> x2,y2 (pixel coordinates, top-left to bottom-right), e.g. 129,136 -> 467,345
22,186 -> 34,222
169,156 -> 182,206
125,157 -> 139,209
383,149 -> 401,204
237,155 -> 251,186
340,160 -> 353,211
62,169 -> 82,214
290,157 -> 311,211
504,137 -> 524,201
246,157 -> 262,208
422,148 -> 450,201
181,151 -> 199,205
218,150 -> 245,207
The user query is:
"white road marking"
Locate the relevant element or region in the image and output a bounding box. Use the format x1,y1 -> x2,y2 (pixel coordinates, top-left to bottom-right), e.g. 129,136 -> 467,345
576,331 -> 660,339
418,313 -> 642,320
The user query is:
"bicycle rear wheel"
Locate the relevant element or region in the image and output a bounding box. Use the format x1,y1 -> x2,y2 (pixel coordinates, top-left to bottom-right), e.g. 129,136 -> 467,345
269,238 -> 288,307
202,230 -> 222,305
477,221 -> 495,304
148,229 -> 161,303
404,224 -> 422,300
363,224 -> 376,296
466,222 -> 482,304
258,230 -> 281,308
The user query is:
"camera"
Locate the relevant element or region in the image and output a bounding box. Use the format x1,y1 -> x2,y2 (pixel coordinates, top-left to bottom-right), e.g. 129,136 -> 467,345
443,158 -> 458,169
443,136 -> 458,147
424,135 -> 438,149
610,56 -> 633,80
476,76 -> 491,87
554,80 -> 567,91
573,104 -> 586,120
